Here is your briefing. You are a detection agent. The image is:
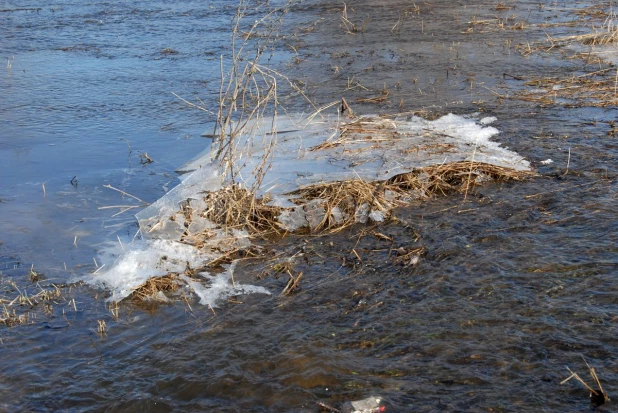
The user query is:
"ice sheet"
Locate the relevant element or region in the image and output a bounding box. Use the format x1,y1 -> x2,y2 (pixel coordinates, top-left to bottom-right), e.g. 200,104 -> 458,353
200,112 -> 530,197
180,262 -> 271,308
88,239 -> 218,302
86,112 -> 530,304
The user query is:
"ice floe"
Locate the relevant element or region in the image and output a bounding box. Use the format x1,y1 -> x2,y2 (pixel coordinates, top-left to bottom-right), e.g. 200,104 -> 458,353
86,112 -> 530,304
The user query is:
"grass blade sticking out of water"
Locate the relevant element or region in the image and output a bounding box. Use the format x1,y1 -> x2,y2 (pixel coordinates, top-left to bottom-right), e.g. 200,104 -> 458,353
561,361 -> 610,407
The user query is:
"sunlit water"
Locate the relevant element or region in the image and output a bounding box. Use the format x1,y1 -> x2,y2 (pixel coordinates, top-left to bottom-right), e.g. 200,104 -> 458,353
1,1 -> 618,411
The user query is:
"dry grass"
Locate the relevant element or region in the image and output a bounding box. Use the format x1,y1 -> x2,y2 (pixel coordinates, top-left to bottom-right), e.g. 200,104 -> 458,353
175,161 -> 530,248
573,4 -> 613,20
496,3 -> 514,11
542,29 -> 618,49
0,278 -> 68,327
510,68 -> 618,107
290,161 -> 531,233
517,10 -> 618,57
391,161 -> 527,194
310,116 -> 399,151
562,362 -> 609,407
341,3 -> 368,35
280,271 -> 303,296
504,5 -> 618,108
1,306 -> 29,327
292,179 -> 402,232
95,319 -> 107,338
130,159 -> 530,301
356,87 -> 389,104
464,16 -> 527,33
200,186 -> 283,235
129,273 -> 182,302
394,246 -> 427,266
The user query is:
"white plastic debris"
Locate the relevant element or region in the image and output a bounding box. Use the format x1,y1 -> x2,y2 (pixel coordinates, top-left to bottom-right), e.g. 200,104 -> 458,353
342,396 -> 384,413
540,159 -> 554,165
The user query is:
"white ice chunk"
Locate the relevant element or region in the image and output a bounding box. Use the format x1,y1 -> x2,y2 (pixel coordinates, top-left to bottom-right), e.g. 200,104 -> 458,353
277,206 -> 308,231
304,199 -> 326,230
137,163 -> 221,240
188,215 -> 215,235
180,261 -> 270,307
88,239 -> 215,302
369,210 -> 385,222
355,203 -> 370,224
231,229 -> 252,249
480,116 -> 497,125
331,206 -> 345,224
176,147 -> 213,173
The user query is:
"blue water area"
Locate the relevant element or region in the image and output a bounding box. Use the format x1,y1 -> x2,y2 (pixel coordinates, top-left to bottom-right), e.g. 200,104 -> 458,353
0,1 -> 231,274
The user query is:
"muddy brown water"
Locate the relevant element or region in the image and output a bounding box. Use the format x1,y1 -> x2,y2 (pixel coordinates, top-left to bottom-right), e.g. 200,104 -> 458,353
1,1 -> 618,411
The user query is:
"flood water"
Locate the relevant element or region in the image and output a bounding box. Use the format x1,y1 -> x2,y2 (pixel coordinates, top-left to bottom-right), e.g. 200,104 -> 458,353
1,0 -> 618,411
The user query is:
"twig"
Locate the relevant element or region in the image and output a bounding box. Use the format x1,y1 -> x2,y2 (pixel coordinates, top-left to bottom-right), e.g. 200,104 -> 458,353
171,91 -> 215,115
102,184 -> 150,205
561,367 -> 599,395
317,402 -> 341,413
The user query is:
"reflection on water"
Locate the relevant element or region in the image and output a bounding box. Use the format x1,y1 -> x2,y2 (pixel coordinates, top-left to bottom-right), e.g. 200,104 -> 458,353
1,0 -> 618,412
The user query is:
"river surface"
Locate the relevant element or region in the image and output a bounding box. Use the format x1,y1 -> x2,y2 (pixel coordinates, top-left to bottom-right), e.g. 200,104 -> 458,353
1,1 -> 618,412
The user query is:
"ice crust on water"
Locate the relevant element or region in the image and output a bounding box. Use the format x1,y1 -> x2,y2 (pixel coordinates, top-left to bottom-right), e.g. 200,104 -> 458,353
90,239 -> 218,302
88,113 -> 530,303
180,262 -> 270,308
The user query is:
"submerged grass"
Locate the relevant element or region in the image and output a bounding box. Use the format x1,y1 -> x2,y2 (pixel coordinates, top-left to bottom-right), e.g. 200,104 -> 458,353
0,274 -> 75,327
491,4 -> 618,108
511,68 -> 618,108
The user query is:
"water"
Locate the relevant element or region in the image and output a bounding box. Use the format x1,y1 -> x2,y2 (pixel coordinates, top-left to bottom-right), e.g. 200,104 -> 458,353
1,0 -> 618,411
